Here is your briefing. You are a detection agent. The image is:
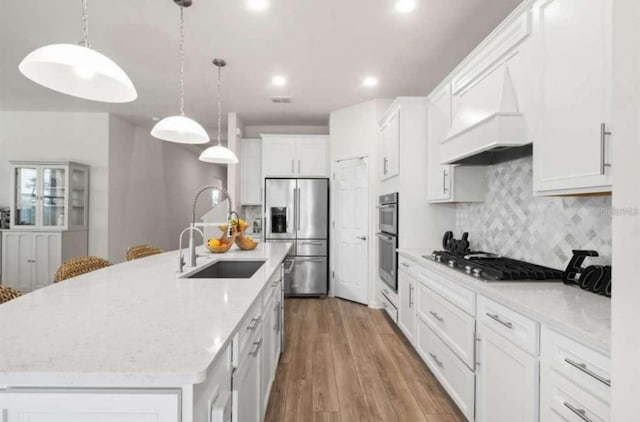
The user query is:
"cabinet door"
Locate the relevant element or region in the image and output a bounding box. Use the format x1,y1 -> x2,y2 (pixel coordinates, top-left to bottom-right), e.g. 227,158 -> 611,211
0,390 -> 180,422
40,166 -> 68,229
69,165 -> 89,230
397,269 -> 416,344
380,112 -> 400,180
2,231 -> 33,292
262,138 -> 296,177
261,297 -> 275,414
11,166 -> 39,228
33,232 -> 61,289
241,139 -> 263,205
427,85 -> 453,201
476,322 -> 538,422
233,338 -> 262,422
296,138 -> 328,177
534,0 -> 612,194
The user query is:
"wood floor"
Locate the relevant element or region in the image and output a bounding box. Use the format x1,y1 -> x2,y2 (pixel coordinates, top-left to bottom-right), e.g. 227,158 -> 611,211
264,297 -> 467,422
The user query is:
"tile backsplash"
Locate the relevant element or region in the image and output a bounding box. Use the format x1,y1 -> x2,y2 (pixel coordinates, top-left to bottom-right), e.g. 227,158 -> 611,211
455,156 -> 612,269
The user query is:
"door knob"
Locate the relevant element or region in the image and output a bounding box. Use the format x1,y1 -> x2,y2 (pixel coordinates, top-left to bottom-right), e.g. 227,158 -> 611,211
356,236 -> 367,240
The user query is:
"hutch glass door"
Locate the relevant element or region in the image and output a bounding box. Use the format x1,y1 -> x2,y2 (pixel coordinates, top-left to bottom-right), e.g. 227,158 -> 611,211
14,167 -> 38,227
41,167 -> 67,228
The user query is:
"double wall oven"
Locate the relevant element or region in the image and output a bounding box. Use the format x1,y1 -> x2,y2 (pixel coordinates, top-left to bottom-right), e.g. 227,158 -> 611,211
377,192 -> 398,292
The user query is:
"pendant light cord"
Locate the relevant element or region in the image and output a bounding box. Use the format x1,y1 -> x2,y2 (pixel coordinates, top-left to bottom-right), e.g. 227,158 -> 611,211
179,6 -> 185,116
217,64 -> 223,146
81,0 -> 90,48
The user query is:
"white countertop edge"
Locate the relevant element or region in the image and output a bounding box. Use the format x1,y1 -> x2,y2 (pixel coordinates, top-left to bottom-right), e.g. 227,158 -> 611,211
397,248 -> 611,355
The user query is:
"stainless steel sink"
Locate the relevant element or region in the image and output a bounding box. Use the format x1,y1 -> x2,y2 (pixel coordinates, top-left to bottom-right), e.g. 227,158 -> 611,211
186,260 -> 266,279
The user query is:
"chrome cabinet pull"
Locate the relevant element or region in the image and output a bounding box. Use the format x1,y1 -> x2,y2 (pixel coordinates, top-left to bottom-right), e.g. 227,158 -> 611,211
271,280 -> 279,287
429,352 -> 443,367
401,262 -> 410,268
356,236 -> 367,240
291,159 -> 294,173
246,316 -> 261,331
486,313 -> 513,329
298,160 -> 301,174
564,358 -> 611,386
442,169 -> 449,193
600,123 -> 612,175
430,310 -> 443,322
563,402 -> 593,422
409,284 -> 414,307
250,338 -> 263,357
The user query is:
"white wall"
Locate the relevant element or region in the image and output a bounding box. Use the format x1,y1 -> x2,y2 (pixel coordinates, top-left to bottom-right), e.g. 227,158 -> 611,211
0,111 -> 110,257
108,117 -> 226,263
243,125 -> 329,138
611,0 -> 640,418
329,99 -> 392,305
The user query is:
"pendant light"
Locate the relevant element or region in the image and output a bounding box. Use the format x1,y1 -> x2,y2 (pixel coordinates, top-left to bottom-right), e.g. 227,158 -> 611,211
199,59 -> 239,164
18,0 -> 137,103
151,0 -> 209,144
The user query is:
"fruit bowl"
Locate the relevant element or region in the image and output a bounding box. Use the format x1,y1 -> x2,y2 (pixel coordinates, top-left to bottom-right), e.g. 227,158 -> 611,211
235,234 -> 259,251
207,228 -> 237,253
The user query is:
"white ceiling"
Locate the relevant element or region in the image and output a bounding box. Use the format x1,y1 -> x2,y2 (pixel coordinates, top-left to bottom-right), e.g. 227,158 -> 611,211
0,0 -> 521,131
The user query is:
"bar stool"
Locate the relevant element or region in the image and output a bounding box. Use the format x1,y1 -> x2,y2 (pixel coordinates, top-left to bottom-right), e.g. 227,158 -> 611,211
0,285 -> 22,304
126,245 -> 165,261
54,256 -> 112,282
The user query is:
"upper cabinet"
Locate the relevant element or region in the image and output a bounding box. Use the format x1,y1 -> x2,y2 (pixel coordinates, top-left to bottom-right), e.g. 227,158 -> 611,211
262,134 -> 329,178
427,84 -> 487,203
240,138 -> 263,206
532,0 -> 612,195
10,161 -> 89,231
379,110 -> 400,180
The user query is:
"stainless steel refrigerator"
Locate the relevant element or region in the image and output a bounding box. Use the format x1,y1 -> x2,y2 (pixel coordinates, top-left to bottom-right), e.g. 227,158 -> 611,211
265,178 -> 329,296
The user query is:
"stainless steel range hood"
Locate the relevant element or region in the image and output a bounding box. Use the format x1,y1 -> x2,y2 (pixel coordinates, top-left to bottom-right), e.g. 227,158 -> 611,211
440,65 -> 529,165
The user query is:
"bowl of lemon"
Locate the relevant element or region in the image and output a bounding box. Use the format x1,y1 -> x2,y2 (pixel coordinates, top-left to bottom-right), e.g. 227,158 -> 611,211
206,227 -> 236,253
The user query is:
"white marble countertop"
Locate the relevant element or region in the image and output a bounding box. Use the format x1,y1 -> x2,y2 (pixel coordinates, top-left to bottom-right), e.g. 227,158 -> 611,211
0,242 -> 292,387
398,248 -> 611,354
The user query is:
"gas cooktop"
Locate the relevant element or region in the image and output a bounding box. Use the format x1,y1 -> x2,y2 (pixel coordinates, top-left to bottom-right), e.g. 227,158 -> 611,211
422,232 -> 564,282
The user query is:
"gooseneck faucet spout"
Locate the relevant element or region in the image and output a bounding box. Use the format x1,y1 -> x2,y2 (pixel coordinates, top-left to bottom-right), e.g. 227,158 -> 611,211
178,185 -> 236,272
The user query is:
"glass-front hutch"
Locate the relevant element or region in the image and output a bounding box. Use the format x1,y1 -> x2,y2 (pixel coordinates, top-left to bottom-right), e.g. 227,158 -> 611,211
10,161 -> 89,231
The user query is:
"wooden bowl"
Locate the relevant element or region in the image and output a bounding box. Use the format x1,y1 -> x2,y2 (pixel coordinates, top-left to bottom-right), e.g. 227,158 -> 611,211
235,234 -> 258,251
207,228 -> 237,253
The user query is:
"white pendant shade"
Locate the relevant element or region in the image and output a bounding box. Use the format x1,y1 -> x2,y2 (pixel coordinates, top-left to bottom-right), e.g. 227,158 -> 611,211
151,115 -> 210,144
19,44 -> 137,103
199,145 -> 239,164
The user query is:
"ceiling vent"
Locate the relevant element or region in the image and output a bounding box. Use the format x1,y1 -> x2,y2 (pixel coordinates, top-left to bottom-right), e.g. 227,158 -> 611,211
270,96 -> 292,104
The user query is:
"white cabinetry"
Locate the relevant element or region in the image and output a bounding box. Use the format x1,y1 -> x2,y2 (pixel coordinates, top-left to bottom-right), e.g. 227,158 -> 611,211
533,0 -> 613,195
379,110 -> 400,180
426,85 -> 486,203
397,266 -> 416,344
0,389 -> 180,421
240,139 -> 263,206
475,315 -> 538,422
2,230 -> 87,291
261,135 -> 329,177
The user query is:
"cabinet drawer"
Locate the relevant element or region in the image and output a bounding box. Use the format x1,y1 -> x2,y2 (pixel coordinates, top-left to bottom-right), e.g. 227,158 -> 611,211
541,364 -> 610,422
542,327 -> 610,402
234,303 -> 262,368
416,318 -> 475,421
416,283 -> 476,369
419,267 -> 476,315
478,296 -> 539,355
380,291 -> 398,323
380,282 -> 398,309
262,274 -> 281,308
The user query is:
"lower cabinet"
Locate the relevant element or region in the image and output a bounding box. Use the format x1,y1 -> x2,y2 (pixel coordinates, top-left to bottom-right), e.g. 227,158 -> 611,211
397,268 -> 416,343
0,389 -> 181,421
475,321 -> 538,422
234,332 -> 262,422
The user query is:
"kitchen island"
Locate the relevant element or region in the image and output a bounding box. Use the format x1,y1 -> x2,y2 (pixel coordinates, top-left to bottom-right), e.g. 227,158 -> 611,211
0,242 -> 292,421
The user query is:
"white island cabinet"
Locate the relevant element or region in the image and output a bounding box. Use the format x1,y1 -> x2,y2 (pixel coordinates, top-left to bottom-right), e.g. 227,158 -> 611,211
0,243 -> 290,422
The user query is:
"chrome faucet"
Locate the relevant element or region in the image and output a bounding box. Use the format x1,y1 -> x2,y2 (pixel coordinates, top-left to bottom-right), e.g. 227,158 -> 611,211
178,185 -> 236,272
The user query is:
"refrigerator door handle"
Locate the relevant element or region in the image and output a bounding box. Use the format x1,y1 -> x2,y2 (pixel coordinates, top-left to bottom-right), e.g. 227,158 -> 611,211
297,187 -> 302,231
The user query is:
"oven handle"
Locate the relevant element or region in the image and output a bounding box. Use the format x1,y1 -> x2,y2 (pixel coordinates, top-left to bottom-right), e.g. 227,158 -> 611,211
377,233 -> 394,241
376,204 -> 396,209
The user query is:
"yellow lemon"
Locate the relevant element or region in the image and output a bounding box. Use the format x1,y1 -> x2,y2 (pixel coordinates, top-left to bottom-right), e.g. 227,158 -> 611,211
208,238 -> 221,247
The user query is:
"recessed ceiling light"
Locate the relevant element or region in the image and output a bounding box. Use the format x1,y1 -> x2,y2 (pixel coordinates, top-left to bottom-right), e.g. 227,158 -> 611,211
272,75 -> 287,86
362,77 -> 379,87
247,0 -> 269,11
395,0 -> 417,13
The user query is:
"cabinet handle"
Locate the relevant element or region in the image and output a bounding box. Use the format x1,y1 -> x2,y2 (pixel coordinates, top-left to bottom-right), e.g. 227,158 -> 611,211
298,160 -> 301,174
246,316 -> 261,331
409,284 -> 414,307
563,402 -> 593,422
271,280 -> 279,287
401,262 -> 410,268
442,169 -> 449,193
249,338 -> 263,358
564,358 -> 611,386
291,160 -> 294,173
600,123 -> 612,175
429,352 -> 443,368
486,313 -> 513,329
429,310 -> 443,322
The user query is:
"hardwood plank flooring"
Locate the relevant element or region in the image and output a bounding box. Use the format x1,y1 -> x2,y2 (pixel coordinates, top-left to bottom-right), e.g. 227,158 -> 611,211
265,297 -> 467,422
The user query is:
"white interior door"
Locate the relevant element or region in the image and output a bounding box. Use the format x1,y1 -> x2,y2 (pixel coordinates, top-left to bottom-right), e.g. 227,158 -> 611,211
334,157 -> 369,304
